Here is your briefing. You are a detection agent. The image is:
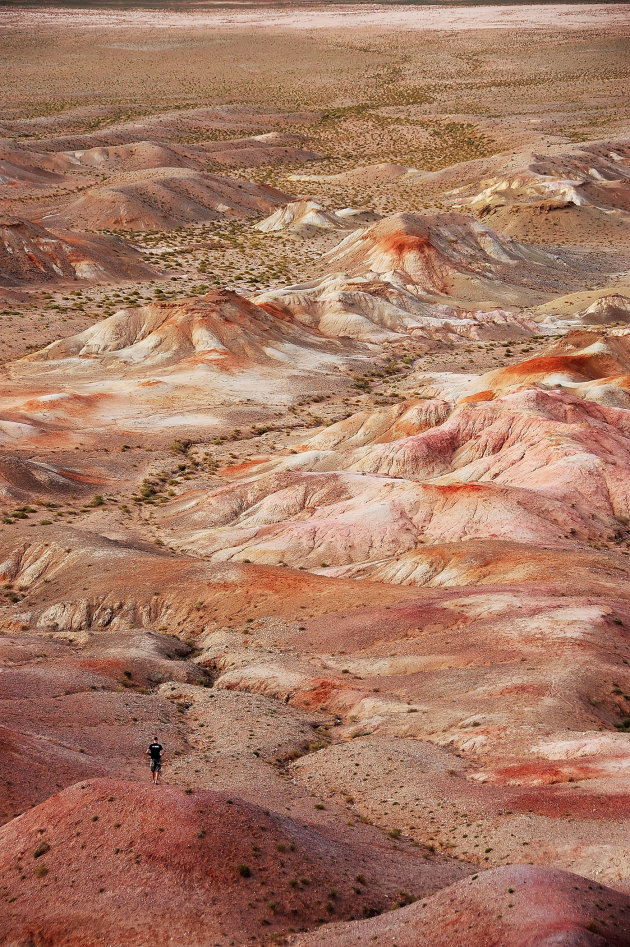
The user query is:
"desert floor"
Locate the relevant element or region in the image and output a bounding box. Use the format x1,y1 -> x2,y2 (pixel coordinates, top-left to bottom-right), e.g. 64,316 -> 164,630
1,4 -> 630,945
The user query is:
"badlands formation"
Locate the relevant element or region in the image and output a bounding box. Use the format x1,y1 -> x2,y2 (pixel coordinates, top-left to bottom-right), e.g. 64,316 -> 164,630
1,3 -> 630,945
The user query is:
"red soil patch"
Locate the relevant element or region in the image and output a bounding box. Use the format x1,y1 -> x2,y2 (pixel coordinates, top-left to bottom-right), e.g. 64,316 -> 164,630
459,389 -> 495,403
372,231 -> 449,293
258,300 -> 300,325
502,354 -> 599,379
0,778 -> 443,945
219,456 -> 269,477
299,601 -> 459,652
54,467 -> 106,485
290,865 -> 630,946
492,683 -> 548,697
434,481 -> 490,496
509,788 -> 630,819
297,677 -> 345,709
479,761 -> 607,786
378,231 -> 433,258
590,372 -> 630,392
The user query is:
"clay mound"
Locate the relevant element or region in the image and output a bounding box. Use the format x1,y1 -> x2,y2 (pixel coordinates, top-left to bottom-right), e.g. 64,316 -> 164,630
68,628 -> 207,691
302,399 -> 453,450
0,139 -> 82,189
256,272 -> 537,342
24,105 -> 318,156
460,176 -> 630,245
47,167 -> 290,231
0,215 -> 154,286
0,724 -> 105,825
157,380 -> 630,568
533,137 -> 630,181
0,529 -> 415,638
289,162 -> 413,185
548,327 -> 630,362
449,138 -> 630,242
292,384 -> 630,485
472,328 -> 630,395
22,289 -> 343,370
290,865 -> 630,946
0,778 -> 449,945
469,172 -> 590,214
198,131 -> 321,168
257,199 -> 368,236
579,294 -> 630,326
61,135 -> 319,172
62,140 -> 193,172
329,537 -> 628,588
0,153 -> 62,187
325,211 -> 574,298
155,471 -> 600,569
527,139 -> 630,214
0,455 -> 104,502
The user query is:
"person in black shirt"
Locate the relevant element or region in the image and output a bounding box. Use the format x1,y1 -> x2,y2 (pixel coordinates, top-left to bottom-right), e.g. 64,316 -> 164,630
146,736 -> 164,785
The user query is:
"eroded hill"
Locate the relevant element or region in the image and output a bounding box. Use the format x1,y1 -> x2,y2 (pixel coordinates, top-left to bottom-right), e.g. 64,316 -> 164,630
1,5 -> 630,945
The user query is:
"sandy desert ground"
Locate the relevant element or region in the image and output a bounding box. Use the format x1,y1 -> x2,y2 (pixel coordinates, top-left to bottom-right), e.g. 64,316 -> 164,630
1,2 -> 630,944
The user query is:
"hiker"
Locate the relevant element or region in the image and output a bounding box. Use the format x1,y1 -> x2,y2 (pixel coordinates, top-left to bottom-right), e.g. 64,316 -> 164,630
147,736 -> 164,785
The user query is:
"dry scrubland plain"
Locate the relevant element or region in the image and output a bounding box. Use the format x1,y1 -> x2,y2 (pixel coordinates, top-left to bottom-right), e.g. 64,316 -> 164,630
2,3 -> 630,944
